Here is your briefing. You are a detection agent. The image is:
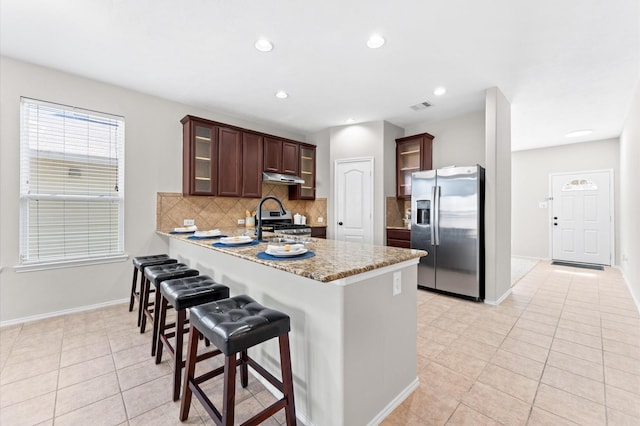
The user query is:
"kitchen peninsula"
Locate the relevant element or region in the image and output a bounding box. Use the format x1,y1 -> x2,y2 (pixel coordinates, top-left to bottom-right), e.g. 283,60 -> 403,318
159,230 -> 426,426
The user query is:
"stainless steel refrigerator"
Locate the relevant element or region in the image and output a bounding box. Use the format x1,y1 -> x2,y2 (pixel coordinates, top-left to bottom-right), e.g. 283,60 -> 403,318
411,165 -> 485,301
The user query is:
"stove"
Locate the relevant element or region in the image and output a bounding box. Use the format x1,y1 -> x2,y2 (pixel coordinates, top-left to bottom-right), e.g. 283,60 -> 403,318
259,210 -> 311,236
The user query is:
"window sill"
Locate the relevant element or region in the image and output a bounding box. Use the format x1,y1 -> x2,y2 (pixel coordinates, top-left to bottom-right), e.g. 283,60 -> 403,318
14,254 -> 129,273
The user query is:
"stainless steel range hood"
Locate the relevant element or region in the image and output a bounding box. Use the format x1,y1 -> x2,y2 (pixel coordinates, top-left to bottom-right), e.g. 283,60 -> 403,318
262,172 -> 304,185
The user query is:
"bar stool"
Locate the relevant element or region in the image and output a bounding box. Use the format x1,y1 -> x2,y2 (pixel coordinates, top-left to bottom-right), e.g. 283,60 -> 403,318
141,263 -> 199,356
179,295 -> 296,426
130,254 -> 177,327
156,275 -> 230,401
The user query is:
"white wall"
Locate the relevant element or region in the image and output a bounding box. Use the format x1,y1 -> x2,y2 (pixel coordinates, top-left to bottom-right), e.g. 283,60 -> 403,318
403,110 -> 486,169
511,139 -> 620,262
0,56 -> 304,323
619,79 -> 640,308
484,87 -> 512,304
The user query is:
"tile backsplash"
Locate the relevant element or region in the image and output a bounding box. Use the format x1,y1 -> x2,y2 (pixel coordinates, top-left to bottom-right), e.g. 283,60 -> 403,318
386,197 -> 410,227
157,185 -> 327,231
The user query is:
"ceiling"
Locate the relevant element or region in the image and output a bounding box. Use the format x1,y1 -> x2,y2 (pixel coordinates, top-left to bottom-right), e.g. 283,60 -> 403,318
1,0 -> 638,151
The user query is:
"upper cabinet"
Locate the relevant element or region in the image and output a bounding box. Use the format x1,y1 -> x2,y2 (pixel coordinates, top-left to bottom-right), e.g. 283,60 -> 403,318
264,138 -> 299,176
182,116 -> 218,196
217,126 -> 242,197
289,144 -> 316,200
241,132 -> 263,198
395,132 -> 434,199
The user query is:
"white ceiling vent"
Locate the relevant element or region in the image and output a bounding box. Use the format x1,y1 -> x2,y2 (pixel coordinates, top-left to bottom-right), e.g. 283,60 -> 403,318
409,101 -> 432,111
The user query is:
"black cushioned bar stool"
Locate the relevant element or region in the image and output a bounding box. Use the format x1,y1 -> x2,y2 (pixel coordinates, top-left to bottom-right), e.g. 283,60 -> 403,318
142,263 -> 199,356
156,275 -> 230,401
130,255 -> 177,327
180,295 -> 296,426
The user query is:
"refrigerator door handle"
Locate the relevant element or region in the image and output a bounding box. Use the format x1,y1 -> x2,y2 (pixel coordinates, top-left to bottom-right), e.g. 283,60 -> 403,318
434,185 -> 441,246
430,186 -> 436,245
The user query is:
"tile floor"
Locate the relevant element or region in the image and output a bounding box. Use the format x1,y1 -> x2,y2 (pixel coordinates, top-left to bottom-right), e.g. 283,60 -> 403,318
1,262 -> 639,425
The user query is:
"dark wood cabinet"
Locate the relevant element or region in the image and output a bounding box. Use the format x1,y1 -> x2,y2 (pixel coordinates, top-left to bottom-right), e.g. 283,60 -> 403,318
282,141 -> 299,176
263,137 -> 283,173
217,127 -> 242,197
241,132 -> 263,198
386,228 -> 411,248
182,116 -> 218,196
289,144 -> 316,200
395,133 -> 434,199
311,226 -> 326,239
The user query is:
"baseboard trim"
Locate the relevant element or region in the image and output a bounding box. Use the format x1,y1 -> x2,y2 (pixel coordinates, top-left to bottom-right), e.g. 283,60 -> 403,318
616,265 -> 640,315
368,377 -> 420,426
484,288 -> 513,306
0,298 -> 129,328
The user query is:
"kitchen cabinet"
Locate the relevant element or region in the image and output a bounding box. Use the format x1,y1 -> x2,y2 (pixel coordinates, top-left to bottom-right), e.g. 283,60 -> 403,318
310,226 -> 326,239
264,137 -> 299,176
395,132 -> 434,199
182,116 -> 218,196
217,126 -> 242,196
387,228 -> 411,248
241,132 -> 263,198
289,144 -> 316,200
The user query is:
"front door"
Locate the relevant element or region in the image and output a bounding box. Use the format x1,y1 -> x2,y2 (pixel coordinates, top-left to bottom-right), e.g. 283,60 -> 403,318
335,158 -> 373,243
551,170 -> 612,266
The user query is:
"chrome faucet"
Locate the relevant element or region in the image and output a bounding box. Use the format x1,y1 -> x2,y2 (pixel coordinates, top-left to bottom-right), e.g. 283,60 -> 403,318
256,195 -> 286,241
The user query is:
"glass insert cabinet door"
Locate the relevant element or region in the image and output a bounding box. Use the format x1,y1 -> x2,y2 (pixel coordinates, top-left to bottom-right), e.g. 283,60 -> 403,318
299,146 -> 315,199
194,125 -> 212,193
397,139 -> 421,198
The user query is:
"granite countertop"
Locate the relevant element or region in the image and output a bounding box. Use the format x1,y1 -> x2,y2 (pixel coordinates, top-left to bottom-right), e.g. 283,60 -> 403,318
158,228 -> 426,283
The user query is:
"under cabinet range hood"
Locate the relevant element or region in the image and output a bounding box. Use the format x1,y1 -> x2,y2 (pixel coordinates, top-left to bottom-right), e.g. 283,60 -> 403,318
262,172 -> 305,185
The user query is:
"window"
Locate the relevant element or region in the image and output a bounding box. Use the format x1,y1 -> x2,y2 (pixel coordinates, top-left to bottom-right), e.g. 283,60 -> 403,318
19,98 -> 125,268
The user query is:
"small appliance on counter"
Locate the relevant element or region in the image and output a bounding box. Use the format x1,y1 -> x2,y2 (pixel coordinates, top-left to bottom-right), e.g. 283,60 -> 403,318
411,165 -> 485,301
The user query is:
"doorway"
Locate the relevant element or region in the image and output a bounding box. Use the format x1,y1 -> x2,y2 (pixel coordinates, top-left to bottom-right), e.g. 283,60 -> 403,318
334,158 -> 373,244
550,169 -> 613,266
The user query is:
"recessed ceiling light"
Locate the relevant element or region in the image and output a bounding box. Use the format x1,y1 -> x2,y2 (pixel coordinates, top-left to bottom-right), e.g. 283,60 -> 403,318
255,38 -> 273,52
275,90 -> 288,99
565,129 -> 593,138
433,87 -> 447,96
366,34 -> 385,49
346,118 -> 356,124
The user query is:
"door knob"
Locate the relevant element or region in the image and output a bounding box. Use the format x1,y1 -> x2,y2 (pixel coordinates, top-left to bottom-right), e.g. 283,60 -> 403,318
554,216 -> 558,220
554,223 -> 558,226
338,221 -> 343,226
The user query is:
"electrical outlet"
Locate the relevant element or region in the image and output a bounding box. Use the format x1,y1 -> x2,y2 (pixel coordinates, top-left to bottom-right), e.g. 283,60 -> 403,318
183,219 -> 195,226
393,272 -> 402,296
238,218 -> 245,225
318,217 -> 324,223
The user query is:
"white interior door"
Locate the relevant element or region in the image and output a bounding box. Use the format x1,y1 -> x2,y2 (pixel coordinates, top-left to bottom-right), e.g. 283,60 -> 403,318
335,158 -> 373,243
551,170 -> 612,265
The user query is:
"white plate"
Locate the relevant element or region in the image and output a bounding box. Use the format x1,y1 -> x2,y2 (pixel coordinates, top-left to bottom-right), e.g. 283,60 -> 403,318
194,229 -> 221,237
265,248 -> 308,257
220,236 -> 254,245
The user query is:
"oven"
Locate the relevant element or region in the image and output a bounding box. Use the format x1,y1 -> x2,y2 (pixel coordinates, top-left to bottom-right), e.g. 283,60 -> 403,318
259,210 -> 311,237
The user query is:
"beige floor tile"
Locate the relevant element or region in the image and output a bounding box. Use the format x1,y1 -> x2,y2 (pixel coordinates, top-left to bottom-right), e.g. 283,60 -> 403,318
419,362 -> 474,401
534,383 -> 605,425
416,335 -> 446,360
541,365 -> 605,404
560,310 -> 601,327
447,335 -> 498,361
519,310 -> 560,326
527,407 -> 581,426
401,385 -> 460,425
0,353 -> 59,385
446,403 -> 500,425
58,354 -> 115,389
514,317 -> 557,337
61,330 -> 110,352
604,350 -> 640,375
603,338 -> 640,361
112,342 -> 152,370
129,399 -> 204,425
116,357 -> 172,391
602,326 -> 640,347
381,402 -> 425,426
55,372 -> 120,416
507,326 -> 553,349
108,328 -> 152,353
607,407 -> 640,426
122,374 -> 173,419
605,366 -> 640,395
60,339 -> 111,368
490,348 -> 545,381
555,327 -> 602,350
54,394 -> 127,426
500,336 -> 550,363
551,338 -> 603,364
477,363 -> 538,404
606,384 -> 640,418
417,325 -> 459,346
557,318 -> 601,337
461,382 -> 530,425
0,370 -> 58,408
545,350 -> 604,382
434,348 -> 488,380
0,390 -> 56,426
429,316 -> 470,335
600,311 -> 640,326
460,326 -> 506,347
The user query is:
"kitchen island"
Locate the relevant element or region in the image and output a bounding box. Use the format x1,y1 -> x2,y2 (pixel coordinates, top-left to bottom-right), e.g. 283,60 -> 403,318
159,230 -> 426,426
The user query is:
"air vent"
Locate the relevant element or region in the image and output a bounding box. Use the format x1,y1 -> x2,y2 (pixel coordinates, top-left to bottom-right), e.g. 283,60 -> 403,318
409,101 -> 432,111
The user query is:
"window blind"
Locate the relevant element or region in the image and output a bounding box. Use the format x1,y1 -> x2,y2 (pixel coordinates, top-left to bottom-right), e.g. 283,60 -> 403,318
19,98 -> 125,265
